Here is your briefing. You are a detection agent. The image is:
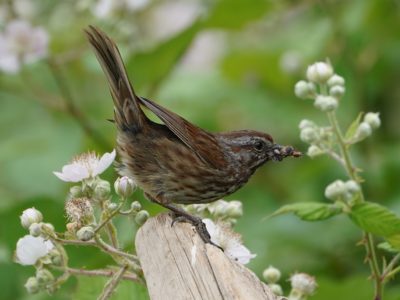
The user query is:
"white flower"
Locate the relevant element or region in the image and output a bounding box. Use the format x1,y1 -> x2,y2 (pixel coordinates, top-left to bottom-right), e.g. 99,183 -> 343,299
327,74 -> 345,87
314,95 -> 338,112
324,179 -> 346,200
307,145 -> 324,158
354,122 -> 372,141
0,20 -> 49,73
203,219 -> 256,264
20,207 -> 43,229
290,273 -> 317,296
15,235 -> 54,265
294,80 -> 316,100
306,61 -> 333,84
53,150 -> 116,182
363,112 -> 381,130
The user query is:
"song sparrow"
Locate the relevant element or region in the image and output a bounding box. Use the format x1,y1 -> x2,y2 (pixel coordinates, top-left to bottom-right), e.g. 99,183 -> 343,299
85,26 -> 301,244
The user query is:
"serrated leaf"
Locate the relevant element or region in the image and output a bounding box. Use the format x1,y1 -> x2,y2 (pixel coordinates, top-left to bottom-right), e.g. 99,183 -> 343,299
345,112 -> 363,140
350,202 -> 400,237
269,202 -> 342,221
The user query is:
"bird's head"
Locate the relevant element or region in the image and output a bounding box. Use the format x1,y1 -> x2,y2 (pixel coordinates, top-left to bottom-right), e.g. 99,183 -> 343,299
218,130 -> 301,171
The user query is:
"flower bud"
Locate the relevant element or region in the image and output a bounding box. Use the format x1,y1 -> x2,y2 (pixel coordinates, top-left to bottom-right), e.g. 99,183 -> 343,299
354,122 -> 372,141
300,127 -> 319,144
69,185 -> 83,198
25,277 -> 39,294
36,269 -> 54,285
307,145 -> 324,158
107,202 -> 118,211
130,201 -> 142,213
327,74 -> 345,87
306,62 -> 333,84
290,273 -> 317,296
20,208 -> 43,229
345,180 -> 360,194
41,223 -> 55,236
48,249 -> 62,266
314,95 -> 338,112
364,112 -> 381,130
135,210 -> 149,226
114,176 -> 136,198
268,283 -> 283,296
212,200 -> 230,217
298,119 -> 316,130
294,80 -> 316,99
325,180 -> 346,200
329,85 -> 345,98
226,201 -> 243,218
263,266 -> 281,283
94,179 -> 111,200
29,223 -> 42,237
76,226 -> 95,241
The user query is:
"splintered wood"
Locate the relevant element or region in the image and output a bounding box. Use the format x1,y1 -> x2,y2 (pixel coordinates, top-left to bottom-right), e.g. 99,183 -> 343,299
135,213 -> 281,300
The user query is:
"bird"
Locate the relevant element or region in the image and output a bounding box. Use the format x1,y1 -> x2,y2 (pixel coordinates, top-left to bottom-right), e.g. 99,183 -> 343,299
85,26 -> 301,244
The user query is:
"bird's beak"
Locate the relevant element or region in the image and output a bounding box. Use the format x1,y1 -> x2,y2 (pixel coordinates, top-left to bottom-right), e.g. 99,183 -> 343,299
268,144 -> 302,161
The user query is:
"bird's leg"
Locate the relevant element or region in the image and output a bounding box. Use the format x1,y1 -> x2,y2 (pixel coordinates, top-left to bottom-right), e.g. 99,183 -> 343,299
144,193 -> 222,249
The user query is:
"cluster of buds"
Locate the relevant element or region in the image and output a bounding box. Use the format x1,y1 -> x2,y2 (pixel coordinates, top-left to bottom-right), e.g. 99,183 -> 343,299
262,266 -> 317,299
186,199 -> 243,225
295,61 -> 381,159
325,179 -> 360,205
16,208 -> 61,294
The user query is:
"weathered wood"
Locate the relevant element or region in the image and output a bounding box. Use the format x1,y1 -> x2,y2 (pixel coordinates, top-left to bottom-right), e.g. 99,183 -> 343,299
135,213 -> 281,300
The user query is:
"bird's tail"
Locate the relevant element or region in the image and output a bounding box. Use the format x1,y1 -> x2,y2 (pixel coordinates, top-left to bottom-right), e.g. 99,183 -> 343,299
85,25 -> 145,132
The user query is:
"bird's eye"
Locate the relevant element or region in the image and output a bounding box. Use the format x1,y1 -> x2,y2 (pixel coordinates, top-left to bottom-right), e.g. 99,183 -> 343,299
254,140 -> 265,152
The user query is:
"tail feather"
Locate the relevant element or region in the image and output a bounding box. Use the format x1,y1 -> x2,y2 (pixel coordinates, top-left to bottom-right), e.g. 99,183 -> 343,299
85,25 -> 145,132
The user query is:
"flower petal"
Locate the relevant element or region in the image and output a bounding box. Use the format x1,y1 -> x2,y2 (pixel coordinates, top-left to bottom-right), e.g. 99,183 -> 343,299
54,163 -> 89,182
225,239 -> 256,265
15,235 -> 52,265
94,149 -> 116,176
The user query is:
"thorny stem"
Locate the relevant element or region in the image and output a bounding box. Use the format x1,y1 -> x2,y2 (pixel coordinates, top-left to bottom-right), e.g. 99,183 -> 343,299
54,237 -> 139,264
98,265 -> 129,300
65,267 -> 142,284
326,109 -> 382,300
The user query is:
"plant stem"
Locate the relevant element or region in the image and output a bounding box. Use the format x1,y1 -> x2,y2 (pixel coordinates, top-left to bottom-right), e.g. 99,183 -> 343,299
382,253 -> 400,283
326,110 -> 382,300
98,265 -> 128,300
64,267 -> 141,284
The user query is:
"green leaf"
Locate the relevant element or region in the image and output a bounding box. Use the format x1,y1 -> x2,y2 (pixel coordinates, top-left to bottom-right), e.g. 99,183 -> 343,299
126,20 -> 202,93
74,276 -> 149,300
269,202 -> 342,221
345,112 -> 363,140
350,202 -> 400,237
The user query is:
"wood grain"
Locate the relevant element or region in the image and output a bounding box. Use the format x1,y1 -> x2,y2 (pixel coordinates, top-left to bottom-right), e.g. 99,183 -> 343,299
135,213 -> 281,300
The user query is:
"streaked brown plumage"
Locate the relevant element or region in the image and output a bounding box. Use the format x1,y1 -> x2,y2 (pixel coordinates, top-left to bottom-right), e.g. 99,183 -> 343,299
85,26 -> 300,243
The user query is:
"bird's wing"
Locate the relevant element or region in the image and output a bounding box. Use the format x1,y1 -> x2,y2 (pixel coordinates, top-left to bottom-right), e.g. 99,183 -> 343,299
139,97 -> 227,169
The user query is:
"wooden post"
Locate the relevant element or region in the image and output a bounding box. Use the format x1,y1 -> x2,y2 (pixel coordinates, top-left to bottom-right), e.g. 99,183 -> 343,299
135,213 -> 282,300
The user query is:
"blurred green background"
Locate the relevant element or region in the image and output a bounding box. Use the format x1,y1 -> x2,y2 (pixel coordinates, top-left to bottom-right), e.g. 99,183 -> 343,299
1,0 -> 400,299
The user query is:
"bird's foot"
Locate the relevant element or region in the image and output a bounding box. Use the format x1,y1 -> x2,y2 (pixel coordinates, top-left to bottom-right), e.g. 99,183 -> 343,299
169,211 -> 223,251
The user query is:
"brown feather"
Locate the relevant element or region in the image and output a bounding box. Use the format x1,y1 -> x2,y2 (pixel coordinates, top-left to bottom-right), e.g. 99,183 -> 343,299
139,97 -> 227,169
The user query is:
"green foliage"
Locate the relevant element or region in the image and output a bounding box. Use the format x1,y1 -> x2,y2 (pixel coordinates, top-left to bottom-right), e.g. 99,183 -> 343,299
350,202 -> 400,238
269,202 -> 342,221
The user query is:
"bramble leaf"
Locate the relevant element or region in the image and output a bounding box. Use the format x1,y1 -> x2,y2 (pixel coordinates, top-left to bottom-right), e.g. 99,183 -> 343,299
269,202 -> 342,221
350,202 -> 400,237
